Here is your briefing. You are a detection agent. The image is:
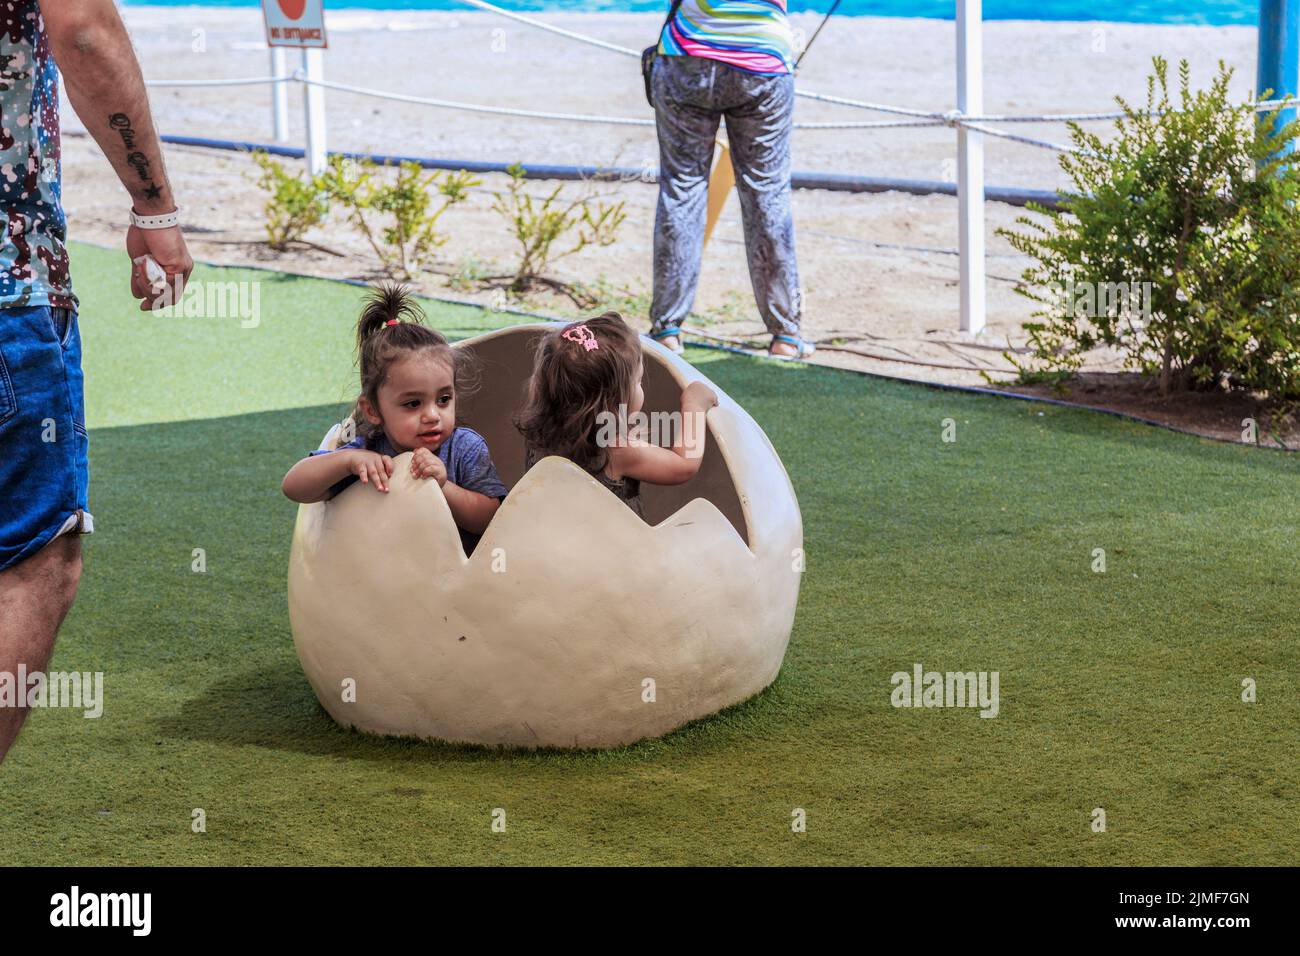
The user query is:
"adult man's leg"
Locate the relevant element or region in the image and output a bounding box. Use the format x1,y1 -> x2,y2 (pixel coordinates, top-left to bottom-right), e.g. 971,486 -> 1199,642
0,305 -> 93,763
0,533 -> 82,761
650,55 -> 724,349
723,71 -> 804,352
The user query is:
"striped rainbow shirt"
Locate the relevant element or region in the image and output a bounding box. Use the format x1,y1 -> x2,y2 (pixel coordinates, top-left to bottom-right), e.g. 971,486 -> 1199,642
657,0 -> 796,76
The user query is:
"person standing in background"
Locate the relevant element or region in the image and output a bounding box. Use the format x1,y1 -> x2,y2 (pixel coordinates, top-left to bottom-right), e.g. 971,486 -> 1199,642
647,0 -> 814,360
0,0 -> 193,762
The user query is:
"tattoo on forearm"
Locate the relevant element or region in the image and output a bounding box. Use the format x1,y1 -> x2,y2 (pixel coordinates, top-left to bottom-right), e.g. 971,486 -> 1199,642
108,113 -> 163,201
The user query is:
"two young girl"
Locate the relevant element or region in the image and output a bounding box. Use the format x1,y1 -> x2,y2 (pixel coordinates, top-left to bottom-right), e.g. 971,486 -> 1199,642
282,286 -> 718,553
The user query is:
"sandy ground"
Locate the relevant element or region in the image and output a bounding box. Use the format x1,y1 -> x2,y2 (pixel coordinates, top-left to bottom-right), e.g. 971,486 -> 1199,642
57,7 -> 1294,444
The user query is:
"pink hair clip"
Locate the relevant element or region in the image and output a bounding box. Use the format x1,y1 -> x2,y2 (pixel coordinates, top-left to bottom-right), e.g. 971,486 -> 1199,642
562,324 -> 599,351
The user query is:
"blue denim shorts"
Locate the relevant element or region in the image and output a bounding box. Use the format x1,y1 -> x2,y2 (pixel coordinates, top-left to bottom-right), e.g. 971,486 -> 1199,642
0,304 -> 93,573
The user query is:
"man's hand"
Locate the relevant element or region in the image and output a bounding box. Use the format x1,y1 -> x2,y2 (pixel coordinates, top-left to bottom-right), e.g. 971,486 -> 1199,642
411,447 -> 447,486
127,224 -> 193,311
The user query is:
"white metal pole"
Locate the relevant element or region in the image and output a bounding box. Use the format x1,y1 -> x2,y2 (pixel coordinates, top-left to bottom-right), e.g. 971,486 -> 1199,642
302,47 -> 327,176
956,0 -> 986,334
270,46 -> 289,142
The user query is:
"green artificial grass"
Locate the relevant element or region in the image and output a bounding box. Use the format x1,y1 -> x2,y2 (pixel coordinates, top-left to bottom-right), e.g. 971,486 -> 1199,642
1,241 -> 1296,865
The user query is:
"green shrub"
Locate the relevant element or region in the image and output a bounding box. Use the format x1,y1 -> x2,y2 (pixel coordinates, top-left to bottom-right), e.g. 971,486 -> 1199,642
491,163 -> 626,294
998,57 -> 1300,403
251,150 -> 329,250
320,156 -> 479,279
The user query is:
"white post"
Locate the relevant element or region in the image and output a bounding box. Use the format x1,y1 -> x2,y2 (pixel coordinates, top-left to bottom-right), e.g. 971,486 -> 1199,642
302,47 -> 327,176
956,0 -> 986,334
270,46 -> 289,142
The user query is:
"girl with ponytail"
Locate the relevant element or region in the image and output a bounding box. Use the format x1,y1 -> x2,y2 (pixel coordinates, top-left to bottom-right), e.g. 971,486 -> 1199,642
282,282 -> 507,557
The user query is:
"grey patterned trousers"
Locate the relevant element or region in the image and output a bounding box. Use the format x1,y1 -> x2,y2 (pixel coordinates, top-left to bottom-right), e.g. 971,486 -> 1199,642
650,54 -> 803,340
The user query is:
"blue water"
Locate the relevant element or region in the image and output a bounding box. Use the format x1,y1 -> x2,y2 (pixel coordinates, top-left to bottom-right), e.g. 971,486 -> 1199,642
123,1 -> 1263,28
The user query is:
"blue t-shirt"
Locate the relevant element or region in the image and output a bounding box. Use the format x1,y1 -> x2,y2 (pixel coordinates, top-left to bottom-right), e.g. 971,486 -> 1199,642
309,426 -> 507,556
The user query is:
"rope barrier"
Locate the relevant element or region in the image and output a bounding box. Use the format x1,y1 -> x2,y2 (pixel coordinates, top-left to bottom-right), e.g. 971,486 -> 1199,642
453,0 -> 643,58
138,67 -> 1300,153
790,119 -> 947,130
139,71 -> 1300,136
143,75 -> 295,88
794,88 -> 941,119
958,121 -> 1084,155
304,75 -> 656,126
961,96 -> 1300,123
297,77 -> 946,130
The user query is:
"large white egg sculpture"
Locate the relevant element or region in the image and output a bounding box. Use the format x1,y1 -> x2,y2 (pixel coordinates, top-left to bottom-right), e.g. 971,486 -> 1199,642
287,323 -> 803,748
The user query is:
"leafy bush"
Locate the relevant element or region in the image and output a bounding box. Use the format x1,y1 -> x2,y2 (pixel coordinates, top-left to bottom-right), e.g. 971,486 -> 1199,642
998,57 -> 1300,403
491,163 -> 626,295
320,156 -> 479,279
251,150 -> 329,250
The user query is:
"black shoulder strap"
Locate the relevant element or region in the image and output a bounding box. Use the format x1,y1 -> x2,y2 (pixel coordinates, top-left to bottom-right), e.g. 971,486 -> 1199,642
794,0 -> 843,70
660,0 -> 686,35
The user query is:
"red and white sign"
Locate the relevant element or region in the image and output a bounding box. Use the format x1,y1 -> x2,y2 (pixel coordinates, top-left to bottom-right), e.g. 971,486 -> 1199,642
262,0 -> 328,49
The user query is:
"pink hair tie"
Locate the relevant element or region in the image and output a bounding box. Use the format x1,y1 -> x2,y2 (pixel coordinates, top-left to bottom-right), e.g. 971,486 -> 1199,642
562,324 -> 599,351
385,319 -> 401,326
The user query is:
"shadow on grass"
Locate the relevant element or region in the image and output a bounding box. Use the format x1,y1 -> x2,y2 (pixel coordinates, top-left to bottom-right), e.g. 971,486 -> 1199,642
153,656 -> 794,767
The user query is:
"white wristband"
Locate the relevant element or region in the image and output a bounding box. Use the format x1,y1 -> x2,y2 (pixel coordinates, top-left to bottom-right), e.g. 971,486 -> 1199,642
129,208 -> 180,230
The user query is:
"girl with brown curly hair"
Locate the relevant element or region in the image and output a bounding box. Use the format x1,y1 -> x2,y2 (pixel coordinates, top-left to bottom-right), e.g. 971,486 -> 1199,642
514,312 -> 718,519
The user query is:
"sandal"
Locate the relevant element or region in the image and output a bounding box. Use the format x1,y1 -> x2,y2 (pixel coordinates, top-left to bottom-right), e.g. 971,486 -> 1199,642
650,326 -> 685,354
768,334 -> 816,360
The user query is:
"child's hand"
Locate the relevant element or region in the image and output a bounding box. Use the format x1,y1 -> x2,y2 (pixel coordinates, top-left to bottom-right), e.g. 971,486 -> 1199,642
411,446 -> 447,486
682,381 -> 719,412
348,449 -> 395,493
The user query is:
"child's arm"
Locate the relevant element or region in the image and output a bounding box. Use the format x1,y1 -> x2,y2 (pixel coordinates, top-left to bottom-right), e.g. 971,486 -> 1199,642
282,449 -> 395,503
410,446 -> 501,534
442,484 -> 502,535
611,382 -> 719,486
